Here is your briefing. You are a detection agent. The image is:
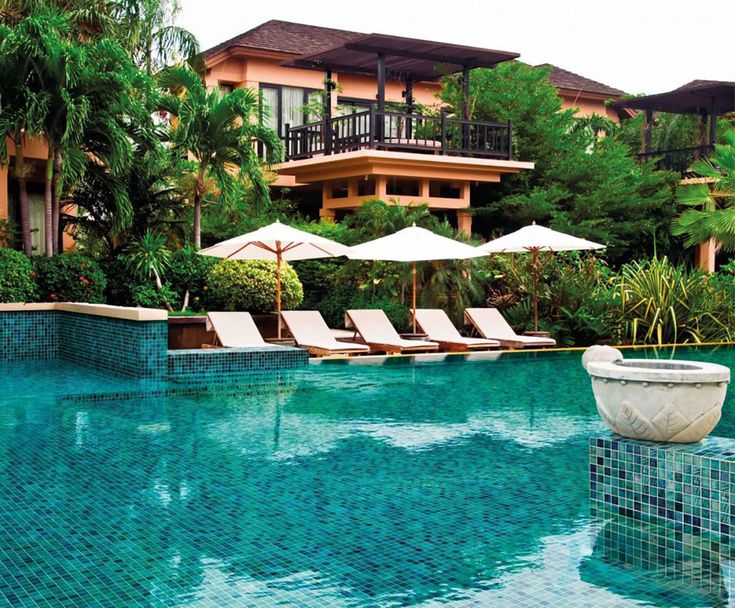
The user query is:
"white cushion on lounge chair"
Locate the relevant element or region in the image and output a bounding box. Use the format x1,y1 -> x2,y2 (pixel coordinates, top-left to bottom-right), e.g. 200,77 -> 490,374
464,308 -> 556,347
346,309 -> 438,351
414,309 -> 499,349
206,312 -> 277,348
281,311 -> 369,354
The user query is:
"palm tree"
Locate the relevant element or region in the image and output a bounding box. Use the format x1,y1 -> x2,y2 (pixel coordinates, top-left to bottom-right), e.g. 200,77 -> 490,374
113,0 -> 198,74
159,66 -> 282,249
672,129 -> 735,252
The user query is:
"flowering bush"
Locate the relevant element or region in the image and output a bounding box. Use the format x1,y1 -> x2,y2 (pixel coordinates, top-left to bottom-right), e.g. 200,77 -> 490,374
33,254 -> 107,303
205,259 -> 303,313
0,247 -> 36,302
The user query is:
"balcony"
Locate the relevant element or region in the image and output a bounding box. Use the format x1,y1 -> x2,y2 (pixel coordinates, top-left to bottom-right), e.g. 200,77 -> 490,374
636,144 -> 714,174
284,109 -> 513,162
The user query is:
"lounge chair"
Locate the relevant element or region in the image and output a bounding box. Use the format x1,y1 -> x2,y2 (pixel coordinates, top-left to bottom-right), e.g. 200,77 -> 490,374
281,311 -> 370,356
413,309 -> 500,351
464,308 -> 556,349
206,312 -> 284,348
345,309 -> 439,354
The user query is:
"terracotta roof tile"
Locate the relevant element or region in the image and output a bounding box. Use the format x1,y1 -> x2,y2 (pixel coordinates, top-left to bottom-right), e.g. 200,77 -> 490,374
537,63 -> 625,97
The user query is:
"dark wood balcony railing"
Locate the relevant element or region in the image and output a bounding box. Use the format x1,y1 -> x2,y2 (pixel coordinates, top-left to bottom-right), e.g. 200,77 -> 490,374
636,145 -> 714,174
284,108 -> 513,162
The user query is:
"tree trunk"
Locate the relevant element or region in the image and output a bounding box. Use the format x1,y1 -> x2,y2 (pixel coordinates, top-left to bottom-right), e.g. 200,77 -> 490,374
193,166 -> 206,250
152,266 -> 173,312
14,134 -> 32,257
51,147 -> 62,254
44,150 -> 53,257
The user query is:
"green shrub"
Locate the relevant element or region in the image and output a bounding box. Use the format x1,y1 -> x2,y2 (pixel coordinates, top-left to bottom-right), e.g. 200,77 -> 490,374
0,247 -> 36,302
33,254 -> 107,303
131,284 -> 179,309
349,291 -> 411,333
100,255 -> 135,306
205,259 -> 303,313
167,248 -> 216,311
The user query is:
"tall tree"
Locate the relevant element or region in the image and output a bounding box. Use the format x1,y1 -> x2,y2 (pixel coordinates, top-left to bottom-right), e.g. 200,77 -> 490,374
159,66 -> 282,249
440,62 -> 678,265
672,129 -> 735,252
114,0 -> 198,74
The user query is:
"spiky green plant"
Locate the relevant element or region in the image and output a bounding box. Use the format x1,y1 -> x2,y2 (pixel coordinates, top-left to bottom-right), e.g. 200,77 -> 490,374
672,129 -> 735,252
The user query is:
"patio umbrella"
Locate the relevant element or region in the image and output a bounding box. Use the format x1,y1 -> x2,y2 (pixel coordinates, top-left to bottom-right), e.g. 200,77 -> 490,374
348,224 -> 487,333
477,222 -> 605,332
199,220 -> 349,338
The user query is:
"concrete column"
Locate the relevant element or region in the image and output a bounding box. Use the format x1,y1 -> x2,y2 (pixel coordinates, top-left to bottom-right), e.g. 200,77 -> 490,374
376,175 -> 387,201
319,208 -> 336,222
694,239 -> 717,272
0,165 -> 8,224
457,211 -> 472,236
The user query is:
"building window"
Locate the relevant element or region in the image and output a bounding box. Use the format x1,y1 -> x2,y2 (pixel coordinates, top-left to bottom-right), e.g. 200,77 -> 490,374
260,84 -> 320,137
218,82 -> 235,96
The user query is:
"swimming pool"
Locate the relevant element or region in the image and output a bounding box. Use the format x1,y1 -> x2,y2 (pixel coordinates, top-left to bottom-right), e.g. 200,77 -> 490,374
2,346 -> 735,607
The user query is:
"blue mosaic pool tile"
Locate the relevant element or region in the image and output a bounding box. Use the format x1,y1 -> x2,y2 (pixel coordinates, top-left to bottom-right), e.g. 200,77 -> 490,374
58,312 -> 168,378
167,346 -> 308,380
590,434 -> 735,539
0,311 -> 58,360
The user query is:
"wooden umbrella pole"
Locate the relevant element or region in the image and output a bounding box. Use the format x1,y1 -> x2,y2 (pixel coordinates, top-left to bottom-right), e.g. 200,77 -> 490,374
276,246 -> 282,339
532,247 -> 539,332
412,260 -> 417,334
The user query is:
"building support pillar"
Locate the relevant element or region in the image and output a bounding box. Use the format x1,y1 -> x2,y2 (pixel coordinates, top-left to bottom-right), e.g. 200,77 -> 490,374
457,211 -> 472,236
376,53 -> 386,142
694,239 -> 717,273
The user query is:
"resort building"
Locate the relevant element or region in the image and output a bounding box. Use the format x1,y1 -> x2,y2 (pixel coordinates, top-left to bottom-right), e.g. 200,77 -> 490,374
203,20 -> 629,233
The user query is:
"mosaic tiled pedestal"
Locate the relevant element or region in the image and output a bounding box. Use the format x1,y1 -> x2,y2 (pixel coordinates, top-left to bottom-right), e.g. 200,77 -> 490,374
589,434 -> 735,605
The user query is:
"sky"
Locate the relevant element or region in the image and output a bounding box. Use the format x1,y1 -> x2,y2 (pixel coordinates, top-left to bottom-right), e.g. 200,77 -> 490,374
177,0 -> 733,95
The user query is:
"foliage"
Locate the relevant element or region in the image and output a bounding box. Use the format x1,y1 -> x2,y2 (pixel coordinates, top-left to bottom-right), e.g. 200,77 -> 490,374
0,246 -> 36,302
166,247 -> 215,311
672,129 -> 735,252
483,253 -> 618,346
159,65 -> 282,248
205,259 -> 303,313
440,62 -> 679,265
615,257 -> 733,344
33,253 -> 106,302
125,230 -> 171,283
131,283 -> 178,309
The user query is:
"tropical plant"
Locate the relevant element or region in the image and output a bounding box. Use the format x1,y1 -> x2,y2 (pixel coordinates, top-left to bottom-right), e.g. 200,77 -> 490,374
33,253 -> 106,302
165,247 -> 215,311
125,230 -> 173,310
0,246 -> 36,301
440,62 -> 679,264
672,129 -> 735,253
206,259 -> 303,313
614,257 -> 732,345
159,66 -> 282,249
113,0 -> 198,74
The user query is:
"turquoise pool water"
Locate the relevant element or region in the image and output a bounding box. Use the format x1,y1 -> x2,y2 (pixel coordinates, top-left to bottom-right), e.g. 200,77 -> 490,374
2,346 -> 735,607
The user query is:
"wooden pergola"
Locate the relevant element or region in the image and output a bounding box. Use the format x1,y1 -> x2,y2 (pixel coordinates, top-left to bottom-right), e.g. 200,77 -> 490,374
614,80 -> 735,152
283,33 -> 519,126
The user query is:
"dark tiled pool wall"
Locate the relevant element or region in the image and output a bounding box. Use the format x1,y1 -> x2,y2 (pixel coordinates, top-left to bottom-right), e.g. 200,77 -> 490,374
0,310 -> 307,379
167,346 -> 308,380
0,311 -> 59,360
590,435 -> 735,539
58,312 -> 168,378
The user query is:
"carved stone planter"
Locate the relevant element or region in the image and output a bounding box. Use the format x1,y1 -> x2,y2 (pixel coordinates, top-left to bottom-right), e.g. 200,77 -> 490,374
583,346 -> 730,443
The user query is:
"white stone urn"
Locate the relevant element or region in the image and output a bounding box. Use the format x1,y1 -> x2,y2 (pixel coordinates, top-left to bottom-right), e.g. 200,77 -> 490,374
583,346 -> 730,443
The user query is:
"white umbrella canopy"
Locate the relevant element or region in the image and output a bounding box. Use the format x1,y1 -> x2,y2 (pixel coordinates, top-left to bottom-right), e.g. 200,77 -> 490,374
348,224 -> 488,332
477,222 -> 604,254
199,220 -> 350,337
478,222 -> 605,332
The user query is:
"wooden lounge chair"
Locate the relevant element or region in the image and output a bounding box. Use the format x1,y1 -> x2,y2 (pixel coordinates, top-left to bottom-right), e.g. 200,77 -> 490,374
463,308 -> 556,349
413,309 -> 500,352
280,311 -> 370,357
205,312 -> 285,348
345,309 -> 439,354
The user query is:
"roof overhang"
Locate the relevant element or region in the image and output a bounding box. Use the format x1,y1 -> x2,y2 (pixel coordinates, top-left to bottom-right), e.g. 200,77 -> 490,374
282,33 -> 519,82
613,81 -> 735,114
276,150 -> 533,184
